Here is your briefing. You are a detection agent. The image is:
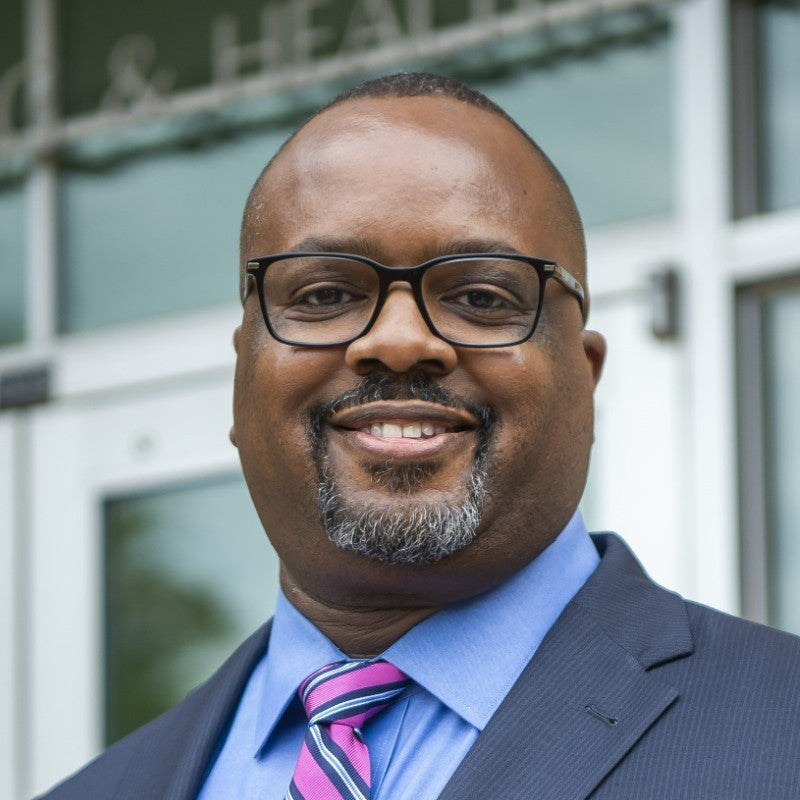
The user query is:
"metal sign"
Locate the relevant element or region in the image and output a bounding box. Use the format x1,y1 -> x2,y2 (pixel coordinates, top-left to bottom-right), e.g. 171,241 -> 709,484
0,0 -> 670,153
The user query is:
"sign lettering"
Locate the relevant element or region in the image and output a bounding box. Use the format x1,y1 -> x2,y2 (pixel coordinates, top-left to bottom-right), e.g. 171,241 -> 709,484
100,35 -> 176,111
0,61 -> 27,135
0,0 -> 647,140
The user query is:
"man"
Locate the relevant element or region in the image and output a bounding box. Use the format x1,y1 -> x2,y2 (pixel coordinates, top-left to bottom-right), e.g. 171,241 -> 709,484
41,73 -> 800,799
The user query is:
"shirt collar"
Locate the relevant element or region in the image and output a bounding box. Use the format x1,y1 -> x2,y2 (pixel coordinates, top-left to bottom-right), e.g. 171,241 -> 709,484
251,509 -> 598,751
251,590 -> 346,754
383,510 -> 598,729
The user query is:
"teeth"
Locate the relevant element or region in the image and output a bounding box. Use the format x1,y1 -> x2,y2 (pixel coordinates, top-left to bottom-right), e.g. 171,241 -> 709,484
363,422 -> 449,438
402,423 -> 422,438
383,423 -> 403,438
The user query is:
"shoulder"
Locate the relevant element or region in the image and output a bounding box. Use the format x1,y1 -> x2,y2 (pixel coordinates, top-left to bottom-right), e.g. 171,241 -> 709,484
36,621 -> 273,799
580,534 -> 800,795
33,710 -> 175,800
586,532 -> 800,674
675,598 -> 800,703
685,594 -> 800,654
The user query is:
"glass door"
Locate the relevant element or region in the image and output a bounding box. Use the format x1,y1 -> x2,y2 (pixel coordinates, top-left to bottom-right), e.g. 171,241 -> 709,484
26,377 -> 280,797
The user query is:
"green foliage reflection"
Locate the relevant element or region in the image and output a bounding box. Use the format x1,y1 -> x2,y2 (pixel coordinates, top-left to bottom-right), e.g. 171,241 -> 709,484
104,495 -> 232,743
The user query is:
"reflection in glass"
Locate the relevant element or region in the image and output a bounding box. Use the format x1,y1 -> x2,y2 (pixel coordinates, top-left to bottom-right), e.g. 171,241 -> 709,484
104,472 -> 278,744
59,0 -> 267,116
0,183 -> 26,345
763,285 -> 800,635
59,9 -> 674,333
475,15 -> 673,226
0,0 -> 24,98
59,124 -> 291,332
758,1 -> 800,211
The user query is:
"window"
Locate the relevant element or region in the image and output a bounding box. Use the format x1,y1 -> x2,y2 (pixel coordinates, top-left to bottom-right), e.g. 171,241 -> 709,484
57,6 -> 675,332
474,15 -> 674,227
0,0 -> 24,132
58,125 -> 294,332
104,473 -> 278,743
758,0 -> 800,212
737,276 -> 800,636
732,0 -> 800,215
0,181 -> 26,345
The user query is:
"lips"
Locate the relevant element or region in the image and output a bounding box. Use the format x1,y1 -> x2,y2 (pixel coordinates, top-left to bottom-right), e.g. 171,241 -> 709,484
326,400 -> 479,460
329,401 -> 478,437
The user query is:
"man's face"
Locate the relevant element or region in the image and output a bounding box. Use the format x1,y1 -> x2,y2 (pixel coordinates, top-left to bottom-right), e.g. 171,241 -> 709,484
233,96 -> 605,608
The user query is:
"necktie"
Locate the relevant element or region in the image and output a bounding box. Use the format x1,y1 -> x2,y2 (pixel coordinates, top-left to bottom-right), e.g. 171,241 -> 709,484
285,660 -> 409,800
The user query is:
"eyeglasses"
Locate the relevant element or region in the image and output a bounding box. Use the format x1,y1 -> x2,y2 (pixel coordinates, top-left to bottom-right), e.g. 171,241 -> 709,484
244,252 -> 585,348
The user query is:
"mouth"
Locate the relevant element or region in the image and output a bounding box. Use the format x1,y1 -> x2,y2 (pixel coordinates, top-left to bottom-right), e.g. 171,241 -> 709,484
330,401 -> 478,434
360,421 -> 450,439
327,401 -> 479,458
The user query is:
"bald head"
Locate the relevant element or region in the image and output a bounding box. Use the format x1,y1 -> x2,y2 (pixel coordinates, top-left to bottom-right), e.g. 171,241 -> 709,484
239,73 -> 587,311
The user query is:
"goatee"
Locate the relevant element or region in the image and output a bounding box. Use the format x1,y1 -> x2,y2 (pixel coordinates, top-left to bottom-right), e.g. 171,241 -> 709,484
308,373 -> 497,565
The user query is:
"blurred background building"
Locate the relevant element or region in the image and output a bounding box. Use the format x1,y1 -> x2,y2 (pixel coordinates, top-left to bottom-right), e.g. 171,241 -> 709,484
0,0 -> 798,796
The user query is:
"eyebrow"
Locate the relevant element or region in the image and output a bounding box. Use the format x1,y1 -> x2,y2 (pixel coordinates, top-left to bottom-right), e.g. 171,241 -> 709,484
440,238 -> 524,256
283,236 -> 526,261
286,236 -> 384,259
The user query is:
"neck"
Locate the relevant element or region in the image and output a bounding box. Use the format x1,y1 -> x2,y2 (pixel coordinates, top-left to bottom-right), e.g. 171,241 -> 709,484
280,571 -> 439,657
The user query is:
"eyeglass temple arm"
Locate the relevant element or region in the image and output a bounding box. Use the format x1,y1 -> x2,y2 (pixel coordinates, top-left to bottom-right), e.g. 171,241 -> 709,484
242,269 -> 258,305
549,264 -> 586,320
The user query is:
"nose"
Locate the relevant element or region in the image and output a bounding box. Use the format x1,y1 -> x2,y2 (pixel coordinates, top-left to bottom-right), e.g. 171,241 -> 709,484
344,283 -> 459,376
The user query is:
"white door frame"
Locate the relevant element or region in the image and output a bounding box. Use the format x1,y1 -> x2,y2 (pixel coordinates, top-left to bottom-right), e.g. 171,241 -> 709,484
26,375 -> 247,797
0,413 -> 22,800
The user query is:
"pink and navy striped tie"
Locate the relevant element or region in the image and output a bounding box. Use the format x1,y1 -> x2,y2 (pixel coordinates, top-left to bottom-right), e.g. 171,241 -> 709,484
285,660 -> 409,800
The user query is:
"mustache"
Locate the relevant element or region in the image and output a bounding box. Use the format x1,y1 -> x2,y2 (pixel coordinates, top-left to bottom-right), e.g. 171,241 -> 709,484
308,372 -> 497,436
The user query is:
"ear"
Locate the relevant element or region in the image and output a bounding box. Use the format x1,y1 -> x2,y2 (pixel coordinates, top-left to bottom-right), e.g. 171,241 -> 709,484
582,330 -> 606,387
230,325 -> 242,448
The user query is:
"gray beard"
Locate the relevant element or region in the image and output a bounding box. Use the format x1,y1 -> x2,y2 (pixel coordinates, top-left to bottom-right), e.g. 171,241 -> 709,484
308,373 -> 496,566
316,456 -> 488,565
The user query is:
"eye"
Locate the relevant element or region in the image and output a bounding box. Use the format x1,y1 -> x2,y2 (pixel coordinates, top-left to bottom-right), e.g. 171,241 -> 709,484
284,281 -> 372,319
458,288 -> 514,310
440,284 -> 520,314
297,285 -> 357,307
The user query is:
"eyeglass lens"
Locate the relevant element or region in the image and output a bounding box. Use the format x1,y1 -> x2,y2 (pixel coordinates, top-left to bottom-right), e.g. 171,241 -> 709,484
262,255 -> 542,346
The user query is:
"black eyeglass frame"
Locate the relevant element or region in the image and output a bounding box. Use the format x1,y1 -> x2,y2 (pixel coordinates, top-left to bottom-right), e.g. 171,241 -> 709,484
244,251 -> 586,348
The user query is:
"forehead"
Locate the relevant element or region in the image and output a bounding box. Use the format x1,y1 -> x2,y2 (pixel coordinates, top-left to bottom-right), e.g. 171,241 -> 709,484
247,96 -> 571,265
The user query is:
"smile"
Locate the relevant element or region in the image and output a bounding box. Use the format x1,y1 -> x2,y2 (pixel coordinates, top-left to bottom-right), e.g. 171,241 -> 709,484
361,422 -> 448,439
328,400 -> 478,458
330,400 -> 478,434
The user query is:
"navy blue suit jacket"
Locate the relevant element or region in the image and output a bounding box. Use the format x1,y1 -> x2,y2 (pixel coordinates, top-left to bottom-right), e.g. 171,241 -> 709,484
39,534 -> 800,799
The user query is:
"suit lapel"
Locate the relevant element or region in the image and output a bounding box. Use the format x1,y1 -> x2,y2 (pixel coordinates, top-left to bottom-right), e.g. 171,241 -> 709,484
114,621 -> 272,800
438,535 -> 693,800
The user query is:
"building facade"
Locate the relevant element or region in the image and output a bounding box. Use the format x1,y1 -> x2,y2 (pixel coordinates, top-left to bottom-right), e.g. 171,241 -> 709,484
0,0 -> 798,796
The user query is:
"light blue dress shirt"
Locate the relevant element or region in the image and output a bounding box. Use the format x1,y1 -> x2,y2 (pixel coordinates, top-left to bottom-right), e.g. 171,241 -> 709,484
198,511 -> 599,800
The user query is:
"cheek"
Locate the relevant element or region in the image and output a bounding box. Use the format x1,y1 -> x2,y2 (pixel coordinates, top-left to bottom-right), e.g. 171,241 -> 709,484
466,351 -> 552,477
475,345 -> 592,495
474,347 -> 553,425
238,318 -> 333,414
234,333 -> 351,478
233,347 -> 327,542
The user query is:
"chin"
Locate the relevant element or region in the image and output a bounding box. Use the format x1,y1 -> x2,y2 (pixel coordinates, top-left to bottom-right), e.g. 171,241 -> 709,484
318,464 -> 486,566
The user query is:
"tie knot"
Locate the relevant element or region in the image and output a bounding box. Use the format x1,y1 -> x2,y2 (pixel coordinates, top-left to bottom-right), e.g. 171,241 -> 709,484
299,660 -> 409,729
